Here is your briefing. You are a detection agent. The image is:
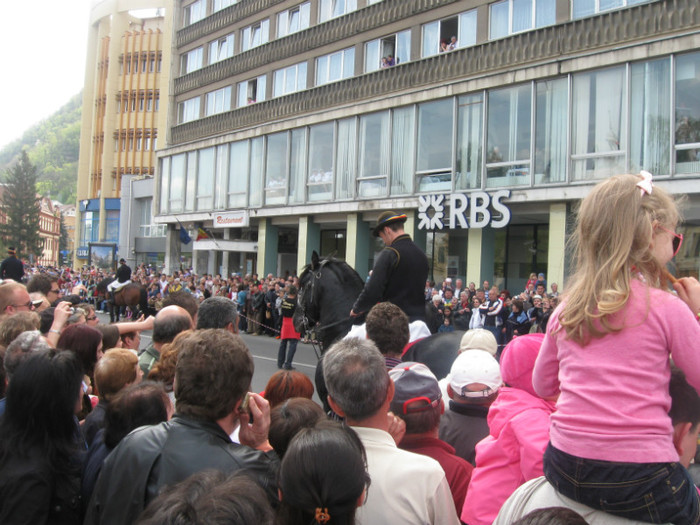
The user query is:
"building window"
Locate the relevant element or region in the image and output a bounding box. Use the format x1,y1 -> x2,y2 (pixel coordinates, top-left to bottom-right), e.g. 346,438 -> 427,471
422,10 -> 477,57
316,47 -> 355,86
289,129 -> 307,204
205,86 -> 232,116
319,0 -> 357,22
178,97 -> 201,123
456,93 -> 484,190
213,0 -> 236,12
197,148 -> 215,210
273,62 -> 307,97
417,99 -> 454,192
572,0 -> 652,19
265,132 -> 289,205
249,137 -> 264,208
489,0 -> 555,39
105,210 -> 120,243
241,20 -> 270,52
209,34 -> 234,64
365,31 -> 410,72
237,76 -> 267,106
228,141 -> 249,208
571,66 -> 626,180
278,3 -> 311,38
534,78 -> 568,184
308,123 -> 334,202
183,0 -> 206,26
80,211 -> 99,245
358,111 -> 389,198
181,47 -> 203,74
675,52 -> 700,175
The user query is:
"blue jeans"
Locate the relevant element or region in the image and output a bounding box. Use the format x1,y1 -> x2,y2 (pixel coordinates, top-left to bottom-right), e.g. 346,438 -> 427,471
277,339 -> 298,369
544,443 -> 700,524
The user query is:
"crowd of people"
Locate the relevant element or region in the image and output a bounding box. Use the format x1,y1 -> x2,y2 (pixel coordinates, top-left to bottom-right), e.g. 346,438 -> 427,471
1,173 -> 700,524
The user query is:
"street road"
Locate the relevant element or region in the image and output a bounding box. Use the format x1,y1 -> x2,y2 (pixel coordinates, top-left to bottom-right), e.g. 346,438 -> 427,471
97,311 -> 321,398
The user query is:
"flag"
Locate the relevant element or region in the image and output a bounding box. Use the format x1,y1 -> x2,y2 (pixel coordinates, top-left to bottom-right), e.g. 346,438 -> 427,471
179,227 -> 192,245
196,228 -> 209,241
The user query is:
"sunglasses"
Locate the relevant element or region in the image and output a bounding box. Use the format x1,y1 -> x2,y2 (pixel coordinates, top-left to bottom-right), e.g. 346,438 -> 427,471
657,225 -> 683,258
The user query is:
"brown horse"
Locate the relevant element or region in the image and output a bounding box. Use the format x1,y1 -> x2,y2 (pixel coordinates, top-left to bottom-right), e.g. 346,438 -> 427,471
96,277 -> 153,322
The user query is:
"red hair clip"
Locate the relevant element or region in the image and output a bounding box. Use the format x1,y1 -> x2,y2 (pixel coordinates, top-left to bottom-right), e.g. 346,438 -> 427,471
315,507 -> 331,524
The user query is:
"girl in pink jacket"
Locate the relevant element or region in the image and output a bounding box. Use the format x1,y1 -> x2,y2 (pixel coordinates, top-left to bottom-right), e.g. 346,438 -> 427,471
461,334 -> 556,525
533,173 -> 700,524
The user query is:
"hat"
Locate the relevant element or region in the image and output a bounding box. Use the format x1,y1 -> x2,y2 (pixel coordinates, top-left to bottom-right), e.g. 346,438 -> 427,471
447,350 -> 502,398
7,247 -> 16,255
373,211 -> 407,237
119,258 -> 126,263
499,333 -> 544,397
389,362 -> 441,415
459,329 -> 498,356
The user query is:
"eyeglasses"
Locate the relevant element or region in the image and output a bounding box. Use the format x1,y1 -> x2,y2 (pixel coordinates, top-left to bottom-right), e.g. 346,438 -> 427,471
657,225 -> 683,258
12,301 -> 35,310
86,316 -> 98,321
48,288 -> 61,295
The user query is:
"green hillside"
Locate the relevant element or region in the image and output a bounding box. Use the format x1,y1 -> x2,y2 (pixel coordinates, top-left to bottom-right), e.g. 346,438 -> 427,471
0,92 -> 82,205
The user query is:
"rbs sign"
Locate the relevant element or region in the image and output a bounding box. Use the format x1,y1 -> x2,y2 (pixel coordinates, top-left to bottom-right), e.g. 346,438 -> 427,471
417,190 -> 511,230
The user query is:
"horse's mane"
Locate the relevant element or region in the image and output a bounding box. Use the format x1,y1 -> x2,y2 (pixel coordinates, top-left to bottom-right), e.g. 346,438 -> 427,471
299,256 -> 363,289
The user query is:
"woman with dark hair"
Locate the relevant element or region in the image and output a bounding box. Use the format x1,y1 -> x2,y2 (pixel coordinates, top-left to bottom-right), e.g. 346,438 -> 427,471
277,420 -> 370,525
0,350 -> 84,524
58,324 -> 104,420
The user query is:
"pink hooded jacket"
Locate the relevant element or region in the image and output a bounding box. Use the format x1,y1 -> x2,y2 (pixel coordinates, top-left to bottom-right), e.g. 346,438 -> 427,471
461,334 -> 556,525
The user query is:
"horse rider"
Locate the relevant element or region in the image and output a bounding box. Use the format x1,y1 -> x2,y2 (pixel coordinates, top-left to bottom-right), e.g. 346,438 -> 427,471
107,258 -> 132,302
0,247 -> 24,283
350,210 -> 430,327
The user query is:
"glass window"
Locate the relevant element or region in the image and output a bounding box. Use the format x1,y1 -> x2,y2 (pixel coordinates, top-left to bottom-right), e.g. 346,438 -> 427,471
308,123 -> 334,202
459,10 -> 478,48
571,66 -> 626,180
365,31 -> 410,72
237,76 -> 266,106
170,153 -> 186,212
423,12 -> 474,57
572,0 -> 653,19
289,129 -> 307,203
228,141 -> 248,208
358,112 -> 390,198
242,20 -> 270,52
185,153 -> 197,211
629,58 -> 670,176
184,0 -> 206,26
105,210 -> 120,243
417,99 -> 454,192
265,132 -> 288,205
273,62 -> 307,97
456,93 -> 483,190
489,0 -> 554,39
213,0 -> 236,12
178,97 -> 200,123
336,118 -> 357,200
197,147 -> 215,210
391,106 -> 415,195
278,2 -> 311,38
209,34 -> 234,64
215,144 -> 228,209
158,157 -> 170,214
205,86 -> 232,116
487,84 -> 532,187
675,52 -> 700,174
534,78 -> 568,184
249,137 -> 264,207
316,47 -> 355,85
181,47 -> 203,74
319,0 -> 357,22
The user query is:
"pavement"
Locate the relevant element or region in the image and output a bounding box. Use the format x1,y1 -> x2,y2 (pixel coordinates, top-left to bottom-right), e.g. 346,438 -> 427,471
96,310 -> 321,398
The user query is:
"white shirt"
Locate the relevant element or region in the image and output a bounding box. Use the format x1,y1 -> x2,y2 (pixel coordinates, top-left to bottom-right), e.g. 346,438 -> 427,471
352,426 -> 459,525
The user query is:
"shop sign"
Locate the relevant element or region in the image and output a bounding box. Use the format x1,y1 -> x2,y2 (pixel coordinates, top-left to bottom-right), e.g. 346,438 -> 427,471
417,190 -> 511,230
212,211 -> 249,228
77,247 -> 89,258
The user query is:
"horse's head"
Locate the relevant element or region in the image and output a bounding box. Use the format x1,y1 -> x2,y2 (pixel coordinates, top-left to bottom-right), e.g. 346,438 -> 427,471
293,251 -> 323,334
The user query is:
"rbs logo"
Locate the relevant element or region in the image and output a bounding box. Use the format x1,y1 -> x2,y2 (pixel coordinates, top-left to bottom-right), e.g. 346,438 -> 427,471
417,190 -> 511,230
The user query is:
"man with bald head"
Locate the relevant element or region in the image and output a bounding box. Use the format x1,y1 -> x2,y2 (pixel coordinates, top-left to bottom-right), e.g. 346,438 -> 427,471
138,305 -> 193,376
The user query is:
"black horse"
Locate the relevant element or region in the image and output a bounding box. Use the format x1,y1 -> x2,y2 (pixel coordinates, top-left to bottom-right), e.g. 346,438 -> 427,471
96,277 -> 153,323
293,251 -> 365,352
294,251 -> 464,380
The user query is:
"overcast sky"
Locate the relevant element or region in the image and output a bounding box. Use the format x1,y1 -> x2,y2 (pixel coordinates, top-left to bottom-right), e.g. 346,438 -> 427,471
0,1 -> 91,149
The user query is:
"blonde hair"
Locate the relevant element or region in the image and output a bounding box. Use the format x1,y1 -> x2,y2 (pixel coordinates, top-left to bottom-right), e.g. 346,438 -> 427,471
560,174 -> 679,344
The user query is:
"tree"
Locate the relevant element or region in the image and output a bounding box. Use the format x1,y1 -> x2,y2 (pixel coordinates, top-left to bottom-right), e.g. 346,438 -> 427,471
0,150 -> 43,261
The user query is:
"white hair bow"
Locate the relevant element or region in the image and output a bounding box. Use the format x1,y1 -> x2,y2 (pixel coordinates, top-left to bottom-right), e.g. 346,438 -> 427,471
636,170 -> 653,196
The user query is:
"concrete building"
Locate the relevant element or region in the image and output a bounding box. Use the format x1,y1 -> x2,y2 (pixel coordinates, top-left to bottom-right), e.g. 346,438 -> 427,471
155,0 -> 700,290
74,0 -> 173,268
38,197 -> 61,267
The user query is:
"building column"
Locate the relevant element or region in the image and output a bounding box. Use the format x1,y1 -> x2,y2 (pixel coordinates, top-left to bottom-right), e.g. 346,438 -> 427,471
466,227 -> 495,287
547,203 -> 567,291
220,229 -> 231,277
164,224 -> 181,275
406,210 -> 427,253
193,248 -> 208,276
297,216 -> 320,273
346,213 -> 370,279
207,250 -> 217,275
257,218 -> 279,277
